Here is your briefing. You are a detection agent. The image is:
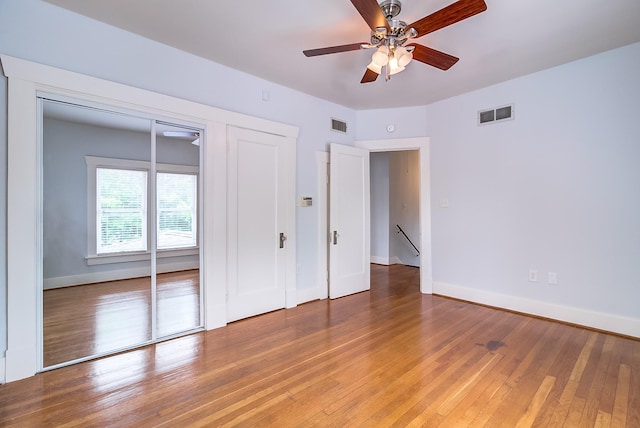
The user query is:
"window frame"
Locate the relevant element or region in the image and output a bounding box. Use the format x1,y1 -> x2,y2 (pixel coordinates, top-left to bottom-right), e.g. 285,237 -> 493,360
86,155 -> 199,265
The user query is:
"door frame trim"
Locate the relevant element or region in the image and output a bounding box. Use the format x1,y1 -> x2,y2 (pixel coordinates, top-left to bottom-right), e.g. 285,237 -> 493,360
356,137 -> 432,294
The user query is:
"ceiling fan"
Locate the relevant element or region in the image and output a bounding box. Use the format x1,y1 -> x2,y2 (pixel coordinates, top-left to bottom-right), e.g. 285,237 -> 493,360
303,0 -> 487,83
163,130 -> 200,146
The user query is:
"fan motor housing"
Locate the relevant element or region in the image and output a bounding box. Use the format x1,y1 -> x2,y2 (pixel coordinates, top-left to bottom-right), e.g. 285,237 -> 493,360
380,0 -> 402,19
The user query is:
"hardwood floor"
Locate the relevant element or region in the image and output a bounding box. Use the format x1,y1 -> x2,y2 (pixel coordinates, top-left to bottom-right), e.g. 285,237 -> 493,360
43,270 -> 201,367
3,264 -> 639,427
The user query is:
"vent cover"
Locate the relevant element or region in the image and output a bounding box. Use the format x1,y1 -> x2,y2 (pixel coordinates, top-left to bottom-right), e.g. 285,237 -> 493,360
478,104 -> 514,125
331,118 -> 348,133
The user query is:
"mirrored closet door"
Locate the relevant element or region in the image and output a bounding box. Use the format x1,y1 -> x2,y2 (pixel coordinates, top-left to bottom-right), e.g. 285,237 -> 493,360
41,99 -> 203,369
154,122 -> 202,338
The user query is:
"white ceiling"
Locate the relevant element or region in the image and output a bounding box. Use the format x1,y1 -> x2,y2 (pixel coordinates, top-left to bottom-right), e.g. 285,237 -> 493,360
43,0 -> 640,110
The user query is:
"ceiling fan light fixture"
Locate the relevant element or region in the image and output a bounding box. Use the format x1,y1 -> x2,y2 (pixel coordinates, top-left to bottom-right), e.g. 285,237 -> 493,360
388,56 -> 405,75
395,46 -> 413,67
372,45 -> 390,66
389,64 -> 405,75
366,61 -> 382,74
302,0 -> 487,84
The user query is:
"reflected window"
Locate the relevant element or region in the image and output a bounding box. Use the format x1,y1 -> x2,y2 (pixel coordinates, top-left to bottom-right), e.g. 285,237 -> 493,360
157,172 -> 197,249
86,156 -> 198,262
97,168 -> 148,254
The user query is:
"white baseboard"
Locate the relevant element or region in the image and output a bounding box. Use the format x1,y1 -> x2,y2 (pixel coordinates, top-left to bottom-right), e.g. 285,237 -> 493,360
4,345 -> 37,382
433,281 -> 640,339
371,256 -> 404,265
390,256 -> 402,265
205,302 -> 227,331
43,261 -> 199,290
0,356 -> 5,384
371,256 -> 390,265
297,286 -> 322,305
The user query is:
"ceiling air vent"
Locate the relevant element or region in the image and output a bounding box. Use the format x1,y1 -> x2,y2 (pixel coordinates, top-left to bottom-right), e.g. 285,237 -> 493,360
331,118 -> 348,134
478,104 -> 514,126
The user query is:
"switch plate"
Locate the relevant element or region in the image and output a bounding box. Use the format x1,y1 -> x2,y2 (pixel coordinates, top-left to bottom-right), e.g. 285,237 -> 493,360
299,196 -> 312,207
528,269 -> 538,282
547,272 -> 558,285
440,198 -> 449,208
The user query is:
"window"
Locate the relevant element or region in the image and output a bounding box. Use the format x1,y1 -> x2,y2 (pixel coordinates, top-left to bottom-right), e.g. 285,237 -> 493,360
86,156 -> 198,264
157,172 -> 197,249
97,168 -> 148,254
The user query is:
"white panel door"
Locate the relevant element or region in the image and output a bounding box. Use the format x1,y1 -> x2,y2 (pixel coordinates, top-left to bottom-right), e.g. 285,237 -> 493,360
227,127 -> 291,322
329,143 -> 370,299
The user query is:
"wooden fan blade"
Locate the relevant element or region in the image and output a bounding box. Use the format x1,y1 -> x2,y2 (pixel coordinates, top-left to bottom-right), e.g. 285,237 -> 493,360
407,0 -> 487,38
408,44 -> 459,70
351,0 -> 391,32
303,42 -> 367,57
361,68 -> 379,83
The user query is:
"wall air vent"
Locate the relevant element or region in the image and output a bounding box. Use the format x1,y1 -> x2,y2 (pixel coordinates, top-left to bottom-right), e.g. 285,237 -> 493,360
478,104 -> 514,125
331,118 -> 348,133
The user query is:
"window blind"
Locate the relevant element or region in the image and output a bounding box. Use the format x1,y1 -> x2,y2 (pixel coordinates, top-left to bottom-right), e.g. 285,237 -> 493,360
157,172 -> 197,249
96,168 -> 148,254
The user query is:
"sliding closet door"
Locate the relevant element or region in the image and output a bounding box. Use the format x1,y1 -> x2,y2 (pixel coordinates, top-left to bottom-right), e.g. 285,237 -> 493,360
42,99 -> 153,368
41,100 -> 205,369
154,122 -> 203,338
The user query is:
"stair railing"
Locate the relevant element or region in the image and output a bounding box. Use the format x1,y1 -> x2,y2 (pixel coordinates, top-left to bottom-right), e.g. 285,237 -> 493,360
396,224 -> 420,257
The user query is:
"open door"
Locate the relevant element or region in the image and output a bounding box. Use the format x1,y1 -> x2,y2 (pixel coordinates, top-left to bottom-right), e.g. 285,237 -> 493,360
329,143 -> 370,298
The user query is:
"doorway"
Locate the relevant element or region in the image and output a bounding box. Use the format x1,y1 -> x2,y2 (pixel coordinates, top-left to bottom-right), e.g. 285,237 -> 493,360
370,150 -> 421,269
318,137 -> 432,299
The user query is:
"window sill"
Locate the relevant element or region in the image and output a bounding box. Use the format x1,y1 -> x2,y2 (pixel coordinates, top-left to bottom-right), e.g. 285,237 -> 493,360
86,247 -> 199,265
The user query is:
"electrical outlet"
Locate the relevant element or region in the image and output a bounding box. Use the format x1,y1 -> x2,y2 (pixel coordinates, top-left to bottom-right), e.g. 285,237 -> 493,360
547,272 -> 558,285
528,269 -> 538,282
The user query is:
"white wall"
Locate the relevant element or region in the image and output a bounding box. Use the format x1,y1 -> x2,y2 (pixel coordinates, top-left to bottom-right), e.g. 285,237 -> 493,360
0,0 -> 356,293
357,42 -> 640,336
370,152 -> 390,264
388,150 -> 420,267
0,0 -> 358,358
426,41 -> 640,334
0,58 -> 6,360
356,105 -> 428,141
1,1 -> 639,367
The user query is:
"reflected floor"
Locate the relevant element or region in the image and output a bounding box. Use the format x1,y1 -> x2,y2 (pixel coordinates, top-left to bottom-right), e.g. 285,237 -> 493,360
43,269 -> 200,367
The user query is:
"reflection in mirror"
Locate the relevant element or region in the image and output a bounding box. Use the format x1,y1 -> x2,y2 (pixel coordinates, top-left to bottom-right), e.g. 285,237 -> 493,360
42,99 -> 153,368
155,122 -> 202,338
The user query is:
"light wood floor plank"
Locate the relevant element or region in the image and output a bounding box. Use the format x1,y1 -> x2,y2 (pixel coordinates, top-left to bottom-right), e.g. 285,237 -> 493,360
611,363 -> 631,427
2,265 -> 639,427
515,375 -> 556,427
548,331 -> 599,426
579,334 -> 616,426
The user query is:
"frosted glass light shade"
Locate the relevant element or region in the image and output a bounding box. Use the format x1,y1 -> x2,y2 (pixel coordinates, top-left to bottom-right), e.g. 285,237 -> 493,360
366,61 -> 382,73
372,45 -> 389,67
395,46 -> 413,67
389,65 -> 405,75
